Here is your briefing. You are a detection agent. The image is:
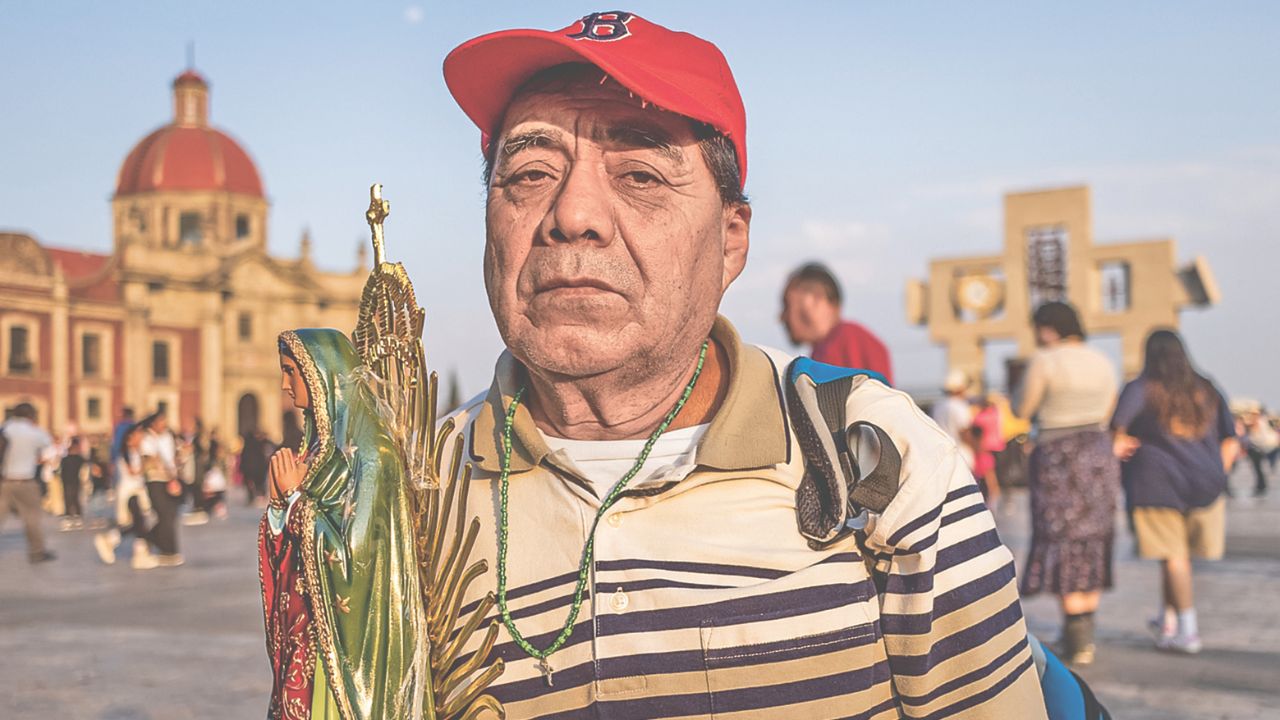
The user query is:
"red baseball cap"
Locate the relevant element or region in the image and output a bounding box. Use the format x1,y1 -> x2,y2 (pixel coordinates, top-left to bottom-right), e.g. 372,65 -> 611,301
443,11 -> 747,188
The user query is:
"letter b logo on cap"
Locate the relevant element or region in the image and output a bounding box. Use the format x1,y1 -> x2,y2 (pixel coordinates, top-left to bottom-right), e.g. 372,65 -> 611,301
567,11 -> 634,41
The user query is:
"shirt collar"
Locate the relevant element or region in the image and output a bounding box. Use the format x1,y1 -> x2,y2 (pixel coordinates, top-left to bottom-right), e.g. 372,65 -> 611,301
468,315 -> 790,474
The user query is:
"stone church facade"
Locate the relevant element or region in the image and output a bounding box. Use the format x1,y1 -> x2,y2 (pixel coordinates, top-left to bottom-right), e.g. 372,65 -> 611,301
0,69 -> 364,440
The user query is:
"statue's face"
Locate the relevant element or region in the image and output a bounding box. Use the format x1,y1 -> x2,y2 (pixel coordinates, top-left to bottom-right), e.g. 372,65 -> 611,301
482,79 -> 750,379
279,354 -> 310,410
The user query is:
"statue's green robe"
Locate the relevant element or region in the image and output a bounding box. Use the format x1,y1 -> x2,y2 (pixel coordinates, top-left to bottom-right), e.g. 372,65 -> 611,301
259,328 -> 427,720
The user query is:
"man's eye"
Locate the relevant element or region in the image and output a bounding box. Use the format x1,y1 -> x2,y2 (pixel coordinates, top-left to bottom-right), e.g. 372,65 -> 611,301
513,169 -> 553,184
621,170 -> 661,187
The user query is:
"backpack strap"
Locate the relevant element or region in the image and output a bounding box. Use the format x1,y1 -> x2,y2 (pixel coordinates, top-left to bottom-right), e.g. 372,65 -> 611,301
785,357 -> 902,549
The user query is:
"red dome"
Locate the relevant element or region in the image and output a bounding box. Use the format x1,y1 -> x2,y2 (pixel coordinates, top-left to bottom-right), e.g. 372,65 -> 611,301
116,125 -> 264,198
174,69 -> 207,85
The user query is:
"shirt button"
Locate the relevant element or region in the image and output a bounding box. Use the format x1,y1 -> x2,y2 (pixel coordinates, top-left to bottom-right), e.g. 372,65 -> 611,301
606,513 -> 622,528
610,588 -> 629,612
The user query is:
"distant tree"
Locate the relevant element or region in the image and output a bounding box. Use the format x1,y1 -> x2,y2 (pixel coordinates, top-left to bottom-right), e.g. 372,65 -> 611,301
446,370 -> 462,414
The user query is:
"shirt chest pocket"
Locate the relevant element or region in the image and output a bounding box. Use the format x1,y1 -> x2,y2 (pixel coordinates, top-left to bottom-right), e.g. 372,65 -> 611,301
698,582 -> 887,719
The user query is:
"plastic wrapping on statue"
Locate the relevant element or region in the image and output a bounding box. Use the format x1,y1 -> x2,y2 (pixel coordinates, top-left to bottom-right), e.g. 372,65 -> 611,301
392,610 -> 430,720
345,362 -> 439,491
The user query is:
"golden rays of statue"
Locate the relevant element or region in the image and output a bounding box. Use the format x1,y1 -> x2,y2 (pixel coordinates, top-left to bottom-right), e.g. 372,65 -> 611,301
354,183 -> 505,719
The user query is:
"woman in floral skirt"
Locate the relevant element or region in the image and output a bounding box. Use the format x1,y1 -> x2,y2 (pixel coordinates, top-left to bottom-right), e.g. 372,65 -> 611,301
1018,301 -> 1120,665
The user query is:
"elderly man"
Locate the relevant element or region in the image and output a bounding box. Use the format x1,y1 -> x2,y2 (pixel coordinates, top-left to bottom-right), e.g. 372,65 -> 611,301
440,12 -> 1046,719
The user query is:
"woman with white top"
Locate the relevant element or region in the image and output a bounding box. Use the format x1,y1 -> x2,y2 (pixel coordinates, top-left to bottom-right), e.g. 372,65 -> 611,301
93,423 -> 158,569
1018,301 -> 1120,665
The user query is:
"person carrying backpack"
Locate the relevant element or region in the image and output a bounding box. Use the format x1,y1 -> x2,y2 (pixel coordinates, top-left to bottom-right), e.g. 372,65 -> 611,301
425,12 -> 1086,716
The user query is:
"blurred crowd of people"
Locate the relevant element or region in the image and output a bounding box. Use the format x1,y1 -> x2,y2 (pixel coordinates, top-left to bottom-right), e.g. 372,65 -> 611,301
779,263 -> 1272,671
1231,396 -> 1277,498
1,404 -> 292,569
917,302 -> 1272,667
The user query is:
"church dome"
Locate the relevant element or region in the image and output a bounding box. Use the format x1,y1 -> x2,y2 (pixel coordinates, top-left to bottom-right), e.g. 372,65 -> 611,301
115,69 -> 264,198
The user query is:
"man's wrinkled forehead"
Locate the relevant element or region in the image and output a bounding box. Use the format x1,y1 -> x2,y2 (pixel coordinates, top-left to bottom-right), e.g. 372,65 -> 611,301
493,70 -> 698,163
496,120 -> 690,170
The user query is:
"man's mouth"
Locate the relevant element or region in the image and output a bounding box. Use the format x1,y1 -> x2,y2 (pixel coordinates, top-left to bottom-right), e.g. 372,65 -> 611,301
535,277 -> 620,296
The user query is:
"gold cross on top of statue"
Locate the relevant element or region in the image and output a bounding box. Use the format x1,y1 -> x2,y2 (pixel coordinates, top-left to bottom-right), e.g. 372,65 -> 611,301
365,183 -> 390,267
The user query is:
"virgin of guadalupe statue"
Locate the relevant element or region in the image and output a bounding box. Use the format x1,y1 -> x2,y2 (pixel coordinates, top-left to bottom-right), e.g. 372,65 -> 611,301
258,185 -> 504,720
259,327 -> 426,719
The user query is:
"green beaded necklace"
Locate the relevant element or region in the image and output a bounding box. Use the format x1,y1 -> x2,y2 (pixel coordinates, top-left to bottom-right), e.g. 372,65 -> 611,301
495,340 -> 709,687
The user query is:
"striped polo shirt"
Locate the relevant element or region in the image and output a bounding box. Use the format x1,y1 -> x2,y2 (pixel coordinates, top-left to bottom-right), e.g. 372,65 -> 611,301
442,317 -> 1046,719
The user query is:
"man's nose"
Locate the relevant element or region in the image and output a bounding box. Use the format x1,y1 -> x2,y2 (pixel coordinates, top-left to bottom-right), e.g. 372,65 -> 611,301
544,162 -> 612,246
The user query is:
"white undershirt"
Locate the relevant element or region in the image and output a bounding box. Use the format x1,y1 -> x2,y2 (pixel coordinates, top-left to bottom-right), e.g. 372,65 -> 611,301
541,424 -> 709,497
270,424 -> 710,533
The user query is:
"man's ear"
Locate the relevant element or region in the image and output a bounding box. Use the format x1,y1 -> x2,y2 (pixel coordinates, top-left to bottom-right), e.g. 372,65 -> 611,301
721,202 -> 751,291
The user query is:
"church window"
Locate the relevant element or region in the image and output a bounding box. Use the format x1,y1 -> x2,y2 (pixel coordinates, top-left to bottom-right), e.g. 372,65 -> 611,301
82,333 -> 102,378
7,325 -> 33,374
238,312 -> 252,341
236,214 -> 251,239
152,341 -> 171,383
128,205 -> 148,233
179,212 -> 203,245
87,396 -> 103,421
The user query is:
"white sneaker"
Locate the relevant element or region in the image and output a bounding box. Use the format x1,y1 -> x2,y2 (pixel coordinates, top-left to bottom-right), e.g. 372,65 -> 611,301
94,530 -> 120,565
1147,616 -> 1175,643
1159,632 -> 1203,654
130,541 -> 159,570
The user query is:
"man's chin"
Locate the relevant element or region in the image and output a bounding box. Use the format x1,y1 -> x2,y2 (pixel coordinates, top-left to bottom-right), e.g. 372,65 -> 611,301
510,322 -> 638,378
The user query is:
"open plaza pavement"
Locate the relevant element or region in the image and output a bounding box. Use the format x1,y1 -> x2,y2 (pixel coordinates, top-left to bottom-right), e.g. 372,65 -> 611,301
2,465 -> 1278,719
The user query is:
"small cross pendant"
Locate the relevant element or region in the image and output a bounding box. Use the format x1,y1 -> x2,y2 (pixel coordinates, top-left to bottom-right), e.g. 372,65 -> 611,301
538,658 -> 554,687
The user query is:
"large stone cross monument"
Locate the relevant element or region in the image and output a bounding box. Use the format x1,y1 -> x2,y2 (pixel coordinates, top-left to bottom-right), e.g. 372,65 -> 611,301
906,186 -> 1217,388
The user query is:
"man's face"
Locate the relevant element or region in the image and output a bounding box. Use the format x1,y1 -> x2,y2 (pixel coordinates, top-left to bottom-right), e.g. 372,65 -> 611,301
780,286 -> 827,346
484,77 -> 750,379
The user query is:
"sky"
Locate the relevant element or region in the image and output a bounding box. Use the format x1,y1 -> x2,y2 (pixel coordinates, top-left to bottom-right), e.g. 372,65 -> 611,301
2,1 -> 1278,403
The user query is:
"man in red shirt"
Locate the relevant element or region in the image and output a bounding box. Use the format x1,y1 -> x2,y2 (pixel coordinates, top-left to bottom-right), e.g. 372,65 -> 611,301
780,262 -> 894,384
